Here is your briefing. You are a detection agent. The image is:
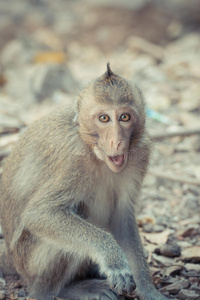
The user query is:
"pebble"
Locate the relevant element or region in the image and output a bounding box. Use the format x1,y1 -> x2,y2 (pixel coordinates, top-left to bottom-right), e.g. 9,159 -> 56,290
159,278 -> 190,294
17,290 -> 27,297
0,291 -> 6,300
154,244 -> 181,257
178,289 -> 199,300
126,36 -> 164,62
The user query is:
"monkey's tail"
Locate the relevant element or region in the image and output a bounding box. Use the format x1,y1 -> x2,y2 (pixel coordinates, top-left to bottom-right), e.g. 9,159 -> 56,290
0,239 -> 17,275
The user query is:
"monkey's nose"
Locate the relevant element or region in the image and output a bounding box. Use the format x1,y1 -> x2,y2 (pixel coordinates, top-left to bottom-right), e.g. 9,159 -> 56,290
110,140 -> 123,151
117,141 -> 124,150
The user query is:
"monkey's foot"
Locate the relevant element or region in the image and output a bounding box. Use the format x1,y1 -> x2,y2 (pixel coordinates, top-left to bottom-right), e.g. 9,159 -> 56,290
57,279 -> 118,300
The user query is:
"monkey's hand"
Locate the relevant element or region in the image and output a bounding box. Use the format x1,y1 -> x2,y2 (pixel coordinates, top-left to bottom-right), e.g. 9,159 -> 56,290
105,266 -> 136,298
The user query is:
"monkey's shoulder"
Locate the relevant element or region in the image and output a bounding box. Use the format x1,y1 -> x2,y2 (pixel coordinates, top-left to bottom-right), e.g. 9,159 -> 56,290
15,106 -> 82,154
29,106 -> 78,138
2,106 -> 86,185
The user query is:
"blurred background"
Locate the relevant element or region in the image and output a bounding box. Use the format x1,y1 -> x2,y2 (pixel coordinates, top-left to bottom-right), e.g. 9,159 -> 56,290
0,0 -> 200,299
0,0 -> 200,118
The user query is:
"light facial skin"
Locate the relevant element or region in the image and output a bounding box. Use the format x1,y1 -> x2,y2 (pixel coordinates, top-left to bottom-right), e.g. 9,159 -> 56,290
92,106 -> 136,173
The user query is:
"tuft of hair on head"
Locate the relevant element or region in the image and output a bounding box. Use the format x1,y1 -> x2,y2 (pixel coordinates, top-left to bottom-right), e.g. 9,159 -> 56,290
106,62 -> 113,78
95,63 -> 123,89
98,62 -> 117,84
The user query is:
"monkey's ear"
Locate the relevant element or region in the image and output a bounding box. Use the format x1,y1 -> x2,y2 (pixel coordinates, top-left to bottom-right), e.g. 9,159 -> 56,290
73,111 -> 79,123
73,100 -> 80,124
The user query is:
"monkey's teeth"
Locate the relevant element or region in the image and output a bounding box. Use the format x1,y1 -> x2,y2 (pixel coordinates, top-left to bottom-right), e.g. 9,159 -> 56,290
109,154 -> 125,166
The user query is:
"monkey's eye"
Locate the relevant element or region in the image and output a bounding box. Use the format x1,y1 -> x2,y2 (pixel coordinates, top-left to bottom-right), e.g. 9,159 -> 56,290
119,114 -> 131,122
99,115 -> 110,122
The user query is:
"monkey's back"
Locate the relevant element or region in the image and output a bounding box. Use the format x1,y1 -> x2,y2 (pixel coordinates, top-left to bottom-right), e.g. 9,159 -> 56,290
0,106 -> 90,248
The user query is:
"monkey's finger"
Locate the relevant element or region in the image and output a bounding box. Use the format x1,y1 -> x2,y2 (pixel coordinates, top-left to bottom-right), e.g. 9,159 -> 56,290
122,275 -> 136,297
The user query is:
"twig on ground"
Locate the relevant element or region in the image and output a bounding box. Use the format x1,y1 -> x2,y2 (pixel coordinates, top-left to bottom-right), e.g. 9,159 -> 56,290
151,129 -> 200,141
149,171 -> 200,186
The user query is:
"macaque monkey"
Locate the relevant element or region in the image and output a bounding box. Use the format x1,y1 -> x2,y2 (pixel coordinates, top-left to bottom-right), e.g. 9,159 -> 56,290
0,64 -> 169,300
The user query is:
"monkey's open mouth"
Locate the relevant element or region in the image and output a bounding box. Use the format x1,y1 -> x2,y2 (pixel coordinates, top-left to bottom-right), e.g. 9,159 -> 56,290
109,154 -> 125,166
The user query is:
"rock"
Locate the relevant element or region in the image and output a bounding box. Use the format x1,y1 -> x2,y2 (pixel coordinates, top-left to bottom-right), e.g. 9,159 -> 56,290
17,290 -> 27,297
31,64 -> 78,101
146,92 -> 171,111
0,114 -> 24,134
0,268 -> 3,279
0,291 -> 6,300
126,36 -> 164,62
143,223 -> 166,233
159,278 -> 190,294
181,269 -> 200,278
0,133 -> 20,149
190,284 -> 200,293
5,64 -> 78,104
179,84 -> 200,112
0,277 -> 6,285
177,226 -> 199,238
7,291 -> 18,300
155,244 -> 181,258
0,227 -> 2,239
0,148 -> 10,161
0,38 -> 41,67
167,33 -> 200,55
167,21 -> 183,39
32,29 -> 63,51
178,289 -> 199,300
86,0 -> 149,10
192,136 -> 200,152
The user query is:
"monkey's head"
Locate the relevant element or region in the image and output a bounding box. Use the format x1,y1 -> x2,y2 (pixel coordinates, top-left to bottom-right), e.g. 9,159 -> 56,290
77,63 -> 146,173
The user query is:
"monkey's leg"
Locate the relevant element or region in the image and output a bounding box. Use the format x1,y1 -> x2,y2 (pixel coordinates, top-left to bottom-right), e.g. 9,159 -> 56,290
111,204 -> 170,300
21,206 -> 135,298
26,245 -> 82,300
29,262 -> 119,300
58,279 -> 120,300
0,239 -> 16,275
18,238 -> 117,300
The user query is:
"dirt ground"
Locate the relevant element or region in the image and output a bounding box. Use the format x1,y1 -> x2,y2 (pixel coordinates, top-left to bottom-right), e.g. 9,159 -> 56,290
0,0 -> 200,299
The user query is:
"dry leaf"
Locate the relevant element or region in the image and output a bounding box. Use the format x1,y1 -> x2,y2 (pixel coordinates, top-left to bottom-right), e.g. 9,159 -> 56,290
142,229 -> 173,245
178,289 -> 199,300
152,253 -> 174,267
34,52 -> 66,64
8,292 -> 18,300
159,278 -> 189,294
181,246 -> 200,262
185,263 -> 200,272
137,215 -> 156,226
163,264 -> 184,276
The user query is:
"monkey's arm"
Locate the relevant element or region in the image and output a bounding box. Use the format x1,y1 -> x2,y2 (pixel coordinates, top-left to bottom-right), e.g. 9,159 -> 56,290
17,199 -> 135,297
111,202 -> 170,300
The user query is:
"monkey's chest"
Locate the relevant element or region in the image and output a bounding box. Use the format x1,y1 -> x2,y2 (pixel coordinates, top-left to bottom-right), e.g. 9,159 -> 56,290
76,185 -> 116,229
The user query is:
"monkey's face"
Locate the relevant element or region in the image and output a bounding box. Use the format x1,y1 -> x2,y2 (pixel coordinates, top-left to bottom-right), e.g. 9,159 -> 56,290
90,105 -> 136,173
77,65 -> 145,173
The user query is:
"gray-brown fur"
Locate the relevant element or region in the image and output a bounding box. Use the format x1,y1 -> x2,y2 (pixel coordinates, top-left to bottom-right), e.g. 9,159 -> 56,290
0,66 -> 169,300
